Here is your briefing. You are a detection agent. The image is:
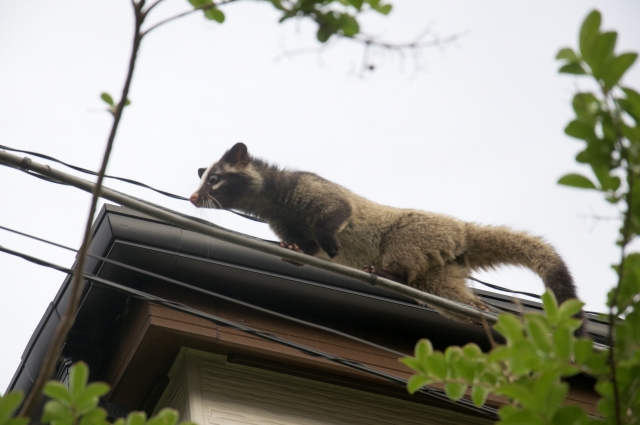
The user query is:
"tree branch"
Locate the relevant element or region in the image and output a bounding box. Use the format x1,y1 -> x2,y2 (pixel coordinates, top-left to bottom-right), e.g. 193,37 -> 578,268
143,0 -> 164,15
17,0 -> 147,417
277,27 -> 465,75
607,89 -> 629,425
142,0 -> 237,36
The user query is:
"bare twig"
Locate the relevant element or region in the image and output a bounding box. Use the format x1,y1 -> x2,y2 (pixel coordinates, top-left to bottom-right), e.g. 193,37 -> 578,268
18,0 -> 147,417
143,0 -> 164,15
607,91 -> 630,425
143,0 -> 237,36
277,27 -> 465,75
480,314 -> 497,349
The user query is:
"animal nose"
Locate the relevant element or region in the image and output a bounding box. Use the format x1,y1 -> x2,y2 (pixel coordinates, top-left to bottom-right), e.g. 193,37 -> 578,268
189,193 -> 199,206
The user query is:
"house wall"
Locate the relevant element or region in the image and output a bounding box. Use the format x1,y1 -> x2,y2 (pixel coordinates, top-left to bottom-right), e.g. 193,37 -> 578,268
155,348 -> 491,425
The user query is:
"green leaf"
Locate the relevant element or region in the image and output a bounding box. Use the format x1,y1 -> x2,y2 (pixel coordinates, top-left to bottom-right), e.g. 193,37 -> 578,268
462,343 -> 482,358
204,8 -> 225,23
558,174 -> 597,190
407,375 -> 431,394
0,392 -> 24,422
556,48 -> 580,62
487,345 -> 509,362
100,93 -> 114,106
348,0 -> 363,9
571,92 -> 600,123
44,382 -> 71,405
553,325 -> 572,361
78,408 -> 108,425
147,409 -> 180,425
69,362 -> 89,399
42,401 -> 74,425
399,357 -> 424,373
594,380 -> 613,397
499,409 -> 545,425
471,386 -> 489,407
596,397 -> 616,417
579,10 -> 602,61
557,299 -> 585,322
621,87 -> 640,122
75,383 -> 110,414
424,352 -> 447,380
602,53 -> 638,90
496,384 -> 536,409
338,14 -> 359,37
125,411 -> 147,425
376,4 -> 392,15
415,339 -> 433,361
588,31 -> 617,77
444,383 -> 467,401
452,355 -> 476,382
5,418 -> 29,425
316,25 -> 333,43
494,314 -> 524,345
551,406 -> 587,425
546,381 -> 569,417
526,316 -> 553,353
188,0 -> 211,8
564,120 -> 595,141
559,63 -> 588,75
542,291 -> 559,324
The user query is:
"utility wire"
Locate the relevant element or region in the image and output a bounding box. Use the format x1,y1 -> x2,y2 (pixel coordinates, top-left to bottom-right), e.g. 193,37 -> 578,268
0,144 -> 186,200
0,244 -> 499,419
0,224 -> 406,358
1,146 -> 551,302
468,277 -> 541,299
0,150 -> 500,325
0,145 -> 263,223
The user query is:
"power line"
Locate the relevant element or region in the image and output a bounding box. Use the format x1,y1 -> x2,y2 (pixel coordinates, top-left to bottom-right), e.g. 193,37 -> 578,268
0,145 -> 264,223
0,145 -> 552,302
0,223 -> 406,358
0,149 -> 500,325
0,244 -> 500,419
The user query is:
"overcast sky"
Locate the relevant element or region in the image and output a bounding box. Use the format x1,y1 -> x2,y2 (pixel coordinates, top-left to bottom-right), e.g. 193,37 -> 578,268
1,0 -> 639,392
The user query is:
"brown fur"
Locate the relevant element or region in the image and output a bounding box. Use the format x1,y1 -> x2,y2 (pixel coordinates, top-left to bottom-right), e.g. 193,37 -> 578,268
191,143 -> 586,329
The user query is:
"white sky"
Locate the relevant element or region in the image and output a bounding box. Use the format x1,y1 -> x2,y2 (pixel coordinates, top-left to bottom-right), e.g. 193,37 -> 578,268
1,0 -> 639,392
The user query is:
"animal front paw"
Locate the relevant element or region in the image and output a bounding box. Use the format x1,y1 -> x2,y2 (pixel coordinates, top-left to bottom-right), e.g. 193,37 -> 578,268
470,302 -> 490,312
363,265 -> 377,274
279,242 -> 304,253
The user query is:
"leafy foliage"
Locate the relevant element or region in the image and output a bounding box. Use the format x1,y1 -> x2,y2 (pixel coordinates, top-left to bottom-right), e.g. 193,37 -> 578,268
0,392 -> 29,425
0,362 -> 198,425
402,292 -> 598,425
403,9 -> 640,424
186,0 -> 392,43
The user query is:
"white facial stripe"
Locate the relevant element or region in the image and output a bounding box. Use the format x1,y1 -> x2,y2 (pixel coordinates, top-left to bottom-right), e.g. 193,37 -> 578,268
197,163 -> 214,190
211,180 -> 225,191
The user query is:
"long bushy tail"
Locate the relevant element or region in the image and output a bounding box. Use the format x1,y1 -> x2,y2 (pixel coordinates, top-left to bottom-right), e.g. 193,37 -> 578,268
465,223 -> 586,324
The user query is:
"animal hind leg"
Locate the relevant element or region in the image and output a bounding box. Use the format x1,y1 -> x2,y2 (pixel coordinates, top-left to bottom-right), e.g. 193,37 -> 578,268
414,263 -> 487,324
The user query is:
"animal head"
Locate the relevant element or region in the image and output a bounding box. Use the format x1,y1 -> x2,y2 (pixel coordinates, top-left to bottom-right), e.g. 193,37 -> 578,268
190,143 -> 263,209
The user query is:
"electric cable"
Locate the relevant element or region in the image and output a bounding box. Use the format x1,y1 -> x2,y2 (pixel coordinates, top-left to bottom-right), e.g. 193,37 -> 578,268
0,145 -> 264,223
0,223 -> 406,358
0,244 -> 500,419
468,277 -> 541,299
1,145 -> 553,301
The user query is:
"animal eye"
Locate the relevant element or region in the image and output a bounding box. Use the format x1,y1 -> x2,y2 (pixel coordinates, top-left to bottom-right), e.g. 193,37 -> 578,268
208,175 -> 218,185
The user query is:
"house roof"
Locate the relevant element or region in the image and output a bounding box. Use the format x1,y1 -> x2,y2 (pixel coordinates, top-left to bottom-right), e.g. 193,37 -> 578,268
6,204 -> 606,417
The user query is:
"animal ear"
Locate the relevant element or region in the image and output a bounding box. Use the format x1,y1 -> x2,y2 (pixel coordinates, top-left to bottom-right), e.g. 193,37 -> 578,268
198,168 -> 206,178
223,143 -> 249,166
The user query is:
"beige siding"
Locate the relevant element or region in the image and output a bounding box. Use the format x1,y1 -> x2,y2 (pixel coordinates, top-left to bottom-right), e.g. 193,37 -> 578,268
155,348 -> 491,425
